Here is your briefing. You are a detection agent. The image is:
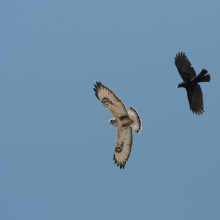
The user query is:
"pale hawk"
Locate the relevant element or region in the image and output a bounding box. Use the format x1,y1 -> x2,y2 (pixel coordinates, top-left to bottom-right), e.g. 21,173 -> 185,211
93,82 -> 142,169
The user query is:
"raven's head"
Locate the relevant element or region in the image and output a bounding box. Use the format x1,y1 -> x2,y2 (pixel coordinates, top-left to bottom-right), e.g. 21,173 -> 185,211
176,82 -> 186,88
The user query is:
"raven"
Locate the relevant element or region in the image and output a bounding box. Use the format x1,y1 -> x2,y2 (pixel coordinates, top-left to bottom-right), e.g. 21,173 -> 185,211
174,52 -> 211,115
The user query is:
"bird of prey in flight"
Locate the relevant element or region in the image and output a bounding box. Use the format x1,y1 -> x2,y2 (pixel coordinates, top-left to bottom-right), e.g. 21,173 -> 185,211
93,82 -> 142,169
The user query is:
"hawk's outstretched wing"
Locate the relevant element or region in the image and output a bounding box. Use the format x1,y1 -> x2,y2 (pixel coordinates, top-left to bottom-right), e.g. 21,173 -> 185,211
113,126 -> 133,169
174,52 -> 196,81
186,84 -> 204,115
93,82 -> 128,118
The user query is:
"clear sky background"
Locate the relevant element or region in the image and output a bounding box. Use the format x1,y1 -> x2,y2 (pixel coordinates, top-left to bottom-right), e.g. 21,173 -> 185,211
1,1 -> 220,219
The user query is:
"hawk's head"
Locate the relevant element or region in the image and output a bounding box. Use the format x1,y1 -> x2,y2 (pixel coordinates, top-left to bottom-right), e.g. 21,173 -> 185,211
109,118 -> 118,127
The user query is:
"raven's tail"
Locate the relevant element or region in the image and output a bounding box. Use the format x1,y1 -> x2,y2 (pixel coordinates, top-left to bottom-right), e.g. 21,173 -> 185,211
197,69 -> 211,82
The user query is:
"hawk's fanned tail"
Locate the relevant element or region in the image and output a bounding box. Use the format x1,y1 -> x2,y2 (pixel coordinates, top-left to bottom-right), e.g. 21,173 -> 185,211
128,107 -> 142,133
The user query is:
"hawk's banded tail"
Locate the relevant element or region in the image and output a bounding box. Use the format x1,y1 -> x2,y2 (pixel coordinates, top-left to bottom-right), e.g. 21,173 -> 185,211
128,107 -> 142,133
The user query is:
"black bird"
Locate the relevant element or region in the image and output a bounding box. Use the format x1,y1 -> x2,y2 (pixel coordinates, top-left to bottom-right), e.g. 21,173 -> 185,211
174,52 -> 211,115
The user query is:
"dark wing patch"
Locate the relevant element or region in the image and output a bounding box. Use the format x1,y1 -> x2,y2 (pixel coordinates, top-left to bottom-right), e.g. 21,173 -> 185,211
186,84 -> 204,115
113,126 -> 133,169
93,82 -> 128,118
174,52 -> 196,81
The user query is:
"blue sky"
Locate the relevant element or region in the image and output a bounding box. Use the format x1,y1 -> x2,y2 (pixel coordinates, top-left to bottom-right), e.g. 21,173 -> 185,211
1,1 -> 220,219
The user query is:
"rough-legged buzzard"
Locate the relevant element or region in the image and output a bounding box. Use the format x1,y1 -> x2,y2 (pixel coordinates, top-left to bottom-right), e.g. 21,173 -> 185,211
93,82 -> 142,169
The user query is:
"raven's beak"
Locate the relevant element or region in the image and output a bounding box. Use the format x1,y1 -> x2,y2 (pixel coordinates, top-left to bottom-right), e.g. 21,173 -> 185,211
175,86 -> 178,89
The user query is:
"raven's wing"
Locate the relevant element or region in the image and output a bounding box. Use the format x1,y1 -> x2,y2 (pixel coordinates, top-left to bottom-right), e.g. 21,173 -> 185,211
186,84 -> 204,115
174,52 -> 196,81
93,82 -> 128,119
113,126 -> 133,169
